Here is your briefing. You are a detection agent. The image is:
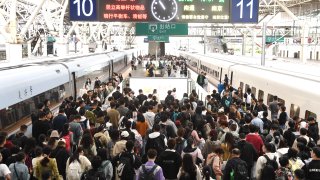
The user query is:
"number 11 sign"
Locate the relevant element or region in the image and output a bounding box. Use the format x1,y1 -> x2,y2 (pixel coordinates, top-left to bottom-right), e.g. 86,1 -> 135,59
230,0 -> 259,23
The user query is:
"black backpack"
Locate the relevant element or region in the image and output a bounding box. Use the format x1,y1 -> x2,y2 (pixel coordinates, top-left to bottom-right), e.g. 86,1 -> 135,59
116,153 -> 135,180
165,95 -> 174,105
81,169 -> 105,180
261,155 -> 278,180
232,160 -> 249,180
94,136 -> 103,150
146,135 -> 166,154
139,165 -> 158,180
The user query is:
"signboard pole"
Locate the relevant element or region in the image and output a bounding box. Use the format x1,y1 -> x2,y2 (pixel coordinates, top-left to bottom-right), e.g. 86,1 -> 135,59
203,27 -> 206,54
261,22 -> 267,66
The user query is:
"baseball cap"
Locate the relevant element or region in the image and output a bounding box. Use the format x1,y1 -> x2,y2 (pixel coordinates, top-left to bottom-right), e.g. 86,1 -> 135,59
121,131 -> 129,138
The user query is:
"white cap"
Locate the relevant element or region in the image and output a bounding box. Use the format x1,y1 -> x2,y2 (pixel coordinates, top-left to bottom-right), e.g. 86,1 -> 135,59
121,131 -> 129,138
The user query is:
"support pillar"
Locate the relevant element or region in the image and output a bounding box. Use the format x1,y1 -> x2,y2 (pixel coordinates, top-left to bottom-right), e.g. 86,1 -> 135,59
95,41 -> 103,53
6,43 -> 22,63
252,31 -> 256,56
242,35 -> 246,55
27,41 -> 32,58
301,25 -> 309,63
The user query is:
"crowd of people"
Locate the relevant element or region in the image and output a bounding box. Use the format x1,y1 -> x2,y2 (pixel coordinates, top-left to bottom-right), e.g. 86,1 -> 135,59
0,65 -> 319,180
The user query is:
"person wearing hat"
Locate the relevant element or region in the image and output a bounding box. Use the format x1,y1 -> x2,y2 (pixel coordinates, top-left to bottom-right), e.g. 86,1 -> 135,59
303,147 -> 320,180
112,131 -> 129,157
48,130 -> 60,150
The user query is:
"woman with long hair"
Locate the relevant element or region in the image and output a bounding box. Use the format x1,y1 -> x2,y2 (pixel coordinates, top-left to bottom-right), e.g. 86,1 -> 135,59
177,153 -> 201,180
80,131 -> 97,161
66,146 -> 91,180
221,132 -> 235,161
35,146 -> 61,180
96,148 -> 113,179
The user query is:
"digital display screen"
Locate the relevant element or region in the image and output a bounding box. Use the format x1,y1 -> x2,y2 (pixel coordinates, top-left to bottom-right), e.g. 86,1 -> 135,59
98,0 -> 230,22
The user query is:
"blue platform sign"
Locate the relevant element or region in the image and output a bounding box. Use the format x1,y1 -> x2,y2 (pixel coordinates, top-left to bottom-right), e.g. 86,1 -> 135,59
230,0 -> 259,23
69,0 -> 98,21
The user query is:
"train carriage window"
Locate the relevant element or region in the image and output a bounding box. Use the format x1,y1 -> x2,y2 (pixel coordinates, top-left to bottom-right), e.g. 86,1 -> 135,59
239,82 -> 244,93
305,110 -> 317,120
290,104 -> 300,118
278,98 -> 285,106
245,84 -> 250,92
267,94 -> 273,105
251,87 -> 256,98
258,90 -> 264,101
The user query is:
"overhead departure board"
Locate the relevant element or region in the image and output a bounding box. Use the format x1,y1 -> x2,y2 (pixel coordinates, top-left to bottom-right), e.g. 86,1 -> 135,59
69,0 -> 258,23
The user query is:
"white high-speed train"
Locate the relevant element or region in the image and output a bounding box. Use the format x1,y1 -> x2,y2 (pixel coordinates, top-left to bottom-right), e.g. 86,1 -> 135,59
180,51 -> 320,121
0,49 -> 138,130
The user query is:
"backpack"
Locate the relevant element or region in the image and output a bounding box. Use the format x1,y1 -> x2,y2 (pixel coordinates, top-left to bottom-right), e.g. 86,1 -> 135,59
146,135 -> 166,154
175,138 -> 186,154
261,155 -> 278,180
116,153 -> 135,180
231,160 -> 249,180
81,169 -> 105,180
139,165 -> 158,180
159,124 -> 168,138
165,95 -> 174,105
68,160 -> 83,180
172,111 -> 180,122
94,136 -> 103,150
307,137 -> 316,148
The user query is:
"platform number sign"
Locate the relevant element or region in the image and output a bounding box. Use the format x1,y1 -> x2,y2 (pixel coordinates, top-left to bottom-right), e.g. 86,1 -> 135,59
69,0 -> 98,21
231,0 -> 259,23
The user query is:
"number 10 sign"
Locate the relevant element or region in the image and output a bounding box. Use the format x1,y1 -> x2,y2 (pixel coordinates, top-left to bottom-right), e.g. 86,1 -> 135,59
230,0 -> 259,23
69,0 -> 98,21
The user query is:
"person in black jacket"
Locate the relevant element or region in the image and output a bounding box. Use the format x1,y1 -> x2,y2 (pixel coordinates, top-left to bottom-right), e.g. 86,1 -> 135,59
52,108 -> 68,133
283,121 -> 297,147
303,147 -> 320,180
223,148 -> 249,180
32,111 -> 52,142
50,140 -> 70,179
307,117 -> 319,143
237,133 -> 258,178
157,138 -> 182,179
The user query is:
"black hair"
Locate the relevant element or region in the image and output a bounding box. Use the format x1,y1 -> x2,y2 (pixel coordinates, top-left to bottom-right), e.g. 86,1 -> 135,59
126,140 -> 134,152
40,146 -> 52,167
300,128 -> 307,135
91,156 -> 102,170
294,169 -> 305,179
147,149 -> 157,159
69,146 -> 83,164
97,148 -> 108,161
279,156 -> 289,167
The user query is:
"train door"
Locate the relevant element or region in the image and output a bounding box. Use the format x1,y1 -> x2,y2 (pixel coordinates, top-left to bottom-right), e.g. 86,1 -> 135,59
305,110 -> 317,120
109,60 -> 114,79
310,51 -> 312,60
124,55 -> 128,66
230,71 -> 233,85
219,68 -> 223,83
290,104 -> 300,118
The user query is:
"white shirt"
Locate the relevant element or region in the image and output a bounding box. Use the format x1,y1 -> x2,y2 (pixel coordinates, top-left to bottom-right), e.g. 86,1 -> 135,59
0,164 -> 10,177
